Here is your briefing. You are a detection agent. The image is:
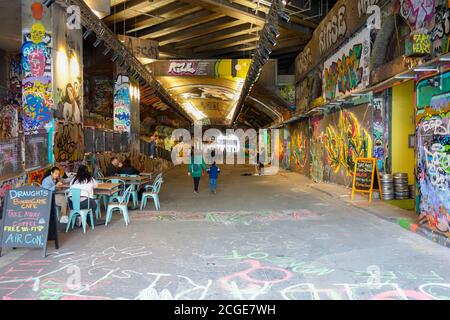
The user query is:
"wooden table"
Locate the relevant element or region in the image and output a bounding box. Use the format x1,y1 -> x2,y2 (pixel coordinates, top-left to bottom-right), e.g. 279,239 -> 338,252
97,176 -> 151,188
56,183 -> 121,196
95,183 -> 121,196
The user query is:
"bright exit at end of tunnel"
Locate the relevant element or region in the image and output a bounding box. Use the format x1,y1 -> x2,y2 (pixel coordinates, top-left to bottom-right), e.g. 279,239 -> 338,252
0,0 -> 449,313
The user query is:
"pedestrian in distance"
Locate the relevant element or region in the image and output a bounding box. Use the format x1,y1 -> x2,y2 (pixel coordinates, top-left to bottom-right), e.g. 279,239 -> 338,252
207,161 -> 221,194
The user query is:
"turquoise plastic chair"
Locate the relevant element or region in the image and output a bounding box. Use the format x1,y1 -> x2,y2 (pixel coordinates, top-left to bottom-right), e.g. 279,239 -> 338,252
144,174 -> 163,192
103,179 -> 126,207
140,179 -> 163,211
65,189 -> 94,233
120,175 -> 139,209
105,185 -> 133,226
94,199 -> 102,219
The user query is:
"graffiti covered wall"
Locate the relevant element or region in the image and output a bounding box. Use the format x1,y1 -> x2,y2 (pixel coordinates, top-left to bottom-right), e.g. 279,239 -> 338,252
114,74 -> 131,133
310,104 -> 373,186
323,28 -> 371,101
288,120 -> 310,176
416,71 -> 450,236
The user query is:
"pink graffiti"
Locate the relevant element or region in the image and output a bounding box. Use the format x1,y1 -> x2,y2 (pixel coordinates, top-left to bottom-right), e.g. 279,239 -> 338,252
370,290 -> 432,300
28,48 -> 46,77
400,0 -> 436,29
219,259 -> 293,292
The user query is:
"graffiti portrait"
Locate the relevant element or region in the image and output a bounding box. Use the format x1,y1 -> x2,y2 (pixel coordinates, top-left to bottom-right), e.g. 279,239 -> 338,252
57,82 -> 82,123
0,105 -> 18,139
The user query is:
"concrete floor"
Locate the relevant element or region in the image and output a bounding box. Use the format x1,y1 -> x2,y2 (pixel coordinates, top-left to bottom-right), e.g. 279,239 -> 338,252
1,165 -> 450,300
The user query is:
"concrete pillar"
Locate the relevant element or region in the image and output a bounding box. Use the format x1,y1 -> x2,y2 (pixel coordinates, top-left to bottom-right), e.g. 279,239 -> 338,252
21,0 -> 54,164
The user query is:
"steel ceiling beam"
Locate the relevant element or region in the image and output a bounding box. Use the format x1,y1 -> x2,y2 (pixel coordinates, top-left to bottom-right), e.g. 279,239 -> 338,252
65,0 -> 192,124
179,0 -> 312,35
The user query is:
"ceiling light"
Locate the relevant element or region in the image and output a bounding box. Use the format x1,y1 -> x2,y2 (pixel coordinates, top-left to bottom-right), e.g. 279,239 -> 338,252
278,11 -> 290,23
103,47 -> 111,56
395,75 -> 415,79
93,38 -> 102,48
83,30 -> 92,40
413,67 -> 439,72
268,25 -> 280,38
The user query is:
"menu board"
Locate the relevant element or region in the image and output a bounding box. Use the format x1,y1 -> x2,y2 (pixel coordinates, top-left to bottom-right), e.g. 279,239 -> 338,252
0,186 -> 52,257
351,158 -> 382,203
84,127 -> 95,153
0,137 -> 23,177
95,129 -> 105,153
105,131 -> 113,151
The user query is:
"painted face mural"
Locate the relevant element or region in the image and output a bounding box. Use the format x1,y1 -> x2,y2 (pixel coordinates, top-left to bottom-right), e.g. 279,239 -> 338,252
22,42 -> 48,78
30,22 -> 46,44
416,73 -> 450,235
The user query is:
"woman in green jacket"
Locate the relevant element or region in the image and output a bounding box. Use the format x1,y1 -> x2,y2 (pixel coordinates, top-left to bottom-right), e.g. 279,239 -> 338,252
188,154 -> 207,193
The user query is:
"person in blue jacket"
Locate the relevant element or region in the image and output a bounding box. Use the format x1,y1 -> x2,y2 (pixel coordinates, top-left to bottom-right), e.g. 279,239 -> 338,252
207,162 -> 221,194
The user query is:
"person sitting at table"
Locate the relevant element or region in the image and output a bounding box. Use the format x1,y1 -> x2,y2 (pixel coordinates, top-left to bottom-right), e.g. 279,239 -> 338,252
69,165 -> 98,226
106,157 -> 122,177
120,159 -> 140,176
42,167 -> 68,222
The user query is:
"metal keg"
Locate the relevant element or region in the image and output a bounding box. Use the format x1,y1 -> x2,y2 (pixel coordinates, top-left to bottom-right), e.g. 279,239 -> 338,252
380,174 -> 394,200
409,185 -> 415,199
394,173 -> 409,199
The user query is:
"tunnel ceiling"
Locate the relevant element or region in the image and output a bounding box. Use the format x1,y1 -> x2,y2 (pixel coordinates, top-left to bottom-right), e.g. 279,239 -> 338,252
146,59 -> 250,126
105,0 -> 337,69
104,0 -> 337,127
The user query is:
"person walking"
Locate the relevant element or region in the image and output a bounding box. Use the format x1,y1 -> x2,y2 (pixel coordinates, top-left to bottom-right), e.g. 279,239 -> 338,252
188,152 -> 206,194
207,162 -> 221,194
259,147 -> 266,176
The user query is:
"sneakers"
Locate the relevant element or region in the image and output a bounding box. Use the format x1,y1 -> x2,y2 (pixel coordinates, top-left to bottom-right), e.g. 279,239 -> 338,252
194,191 -> 199,194
60,216 -> 69,224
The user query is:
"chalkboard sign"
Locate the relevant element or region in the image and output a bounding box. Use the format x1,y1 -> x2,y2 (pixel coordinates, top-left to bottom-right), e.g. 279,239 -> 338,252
95,129 -> 105,153
0,186 -> 53,257
105,131 -> 113,151
113,132 -> 121,153
84,127 -> 95,153
351,158 -> 382,203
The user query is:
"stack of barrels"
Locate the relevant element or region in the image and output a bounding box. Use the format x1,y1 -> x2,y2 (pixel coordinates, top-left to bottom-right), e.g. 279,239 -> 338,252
409,184 -> 415,199
380,174 -> 394,200
380,173 -> 411,200
394,173 -> 410,199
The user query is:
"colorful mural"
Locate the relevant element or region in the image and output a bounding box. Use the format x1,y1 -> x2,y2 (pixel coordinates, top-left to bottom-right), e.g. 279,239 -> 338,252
373,98 -> 386,172
323,28 -> 371,101
114,74 -> 131,132
400,0 -> 436,30
277,85 -> 296,111
22,76 -> 53,131
288,121 -> 310,176
310,117 -> 325,183
416,72 -> 450,236
308,105 -> 373,186
21,30 -> 53,132
322,110 -> 372,177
